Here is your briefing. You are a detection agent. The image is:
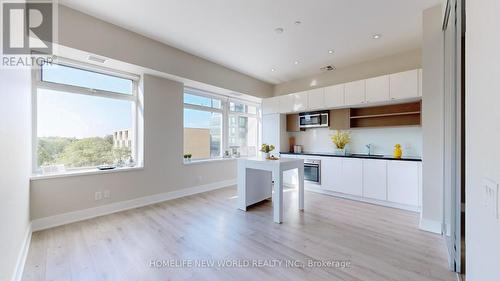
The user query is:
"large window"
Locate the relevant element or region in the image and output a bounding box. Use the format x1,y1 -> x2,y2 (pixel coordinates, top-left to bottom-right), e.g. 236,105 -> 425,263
34,61 -> 140,174
183,89 -> 260,160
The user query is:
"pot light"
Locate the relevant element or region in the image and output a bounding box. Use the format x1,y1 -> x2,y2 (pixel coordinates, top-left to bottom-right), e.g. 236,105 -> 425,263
372,34 -> 382,39
328,50 -> 334,54
294,61 -> 300,65
274,27 -> 284,34
294,20 -> 302,25
271,68 -> 276,72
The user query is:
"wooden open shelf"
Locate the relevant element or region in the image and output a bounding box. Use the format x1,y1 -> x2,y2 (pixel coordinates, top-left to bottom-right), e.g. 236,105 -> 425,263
349,101 -> 421,128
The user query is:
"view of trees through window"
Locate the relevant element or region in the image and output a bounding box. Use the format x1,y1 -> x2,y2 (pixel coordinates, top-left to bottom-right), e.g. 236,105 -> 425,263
36,68 -> 136,171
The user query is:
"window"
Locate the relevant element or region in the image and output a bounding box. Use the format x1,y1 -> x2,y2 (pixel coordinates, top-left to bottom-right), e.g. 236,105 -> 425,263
34,61 -> 140,174
183,89 -> 260,160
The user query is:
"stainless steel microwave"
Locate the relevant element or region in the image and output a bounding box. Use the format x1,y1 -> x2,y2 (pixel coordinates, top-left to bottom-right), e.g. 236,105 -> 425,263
299,111 -> 329,129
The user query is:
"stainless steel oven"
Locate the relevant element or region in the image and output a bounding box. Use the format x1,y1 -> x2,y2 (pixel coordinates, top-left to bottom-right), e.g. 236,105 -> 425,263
304,159 -> 321,184
299,111 -> 329,129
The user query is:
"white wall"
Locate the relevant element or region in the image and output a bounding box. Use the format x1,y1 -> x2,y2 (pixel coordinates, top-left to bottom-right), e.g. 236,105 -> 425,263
30,74 -> 236,219
421,4 -> 444,233
288,127 -> 422,157
466,1 -> 500,280
0,69 -> 32,281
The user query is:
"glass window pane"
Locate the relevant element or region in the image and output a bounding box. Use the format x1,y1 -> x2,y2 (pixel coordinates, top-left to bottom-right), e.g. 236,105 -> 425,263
247,105 -> 257,114
228,115 -> 258,157
229,102 -> 246,113
184,108 -> 222,159
42,64 -> 134,95
37,89 -> 134,170
184,93 -> 221,109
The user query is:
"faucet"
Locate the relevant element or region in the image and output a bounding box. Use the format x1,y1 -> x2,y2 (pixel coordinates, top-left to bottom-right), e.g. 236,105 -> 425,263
365,144 -> 373,155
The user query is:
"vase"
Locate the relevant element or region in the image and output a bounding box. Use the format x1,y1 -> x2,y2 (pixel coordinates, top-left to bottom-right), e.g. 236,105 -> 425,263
264,152 -> 270,159
335,148 -> 346,156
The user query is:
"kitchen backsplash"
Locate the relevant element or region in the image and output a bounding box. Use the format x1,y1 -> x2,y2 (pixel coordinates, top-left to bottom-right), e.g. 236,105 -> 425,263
288,126 -> 422,157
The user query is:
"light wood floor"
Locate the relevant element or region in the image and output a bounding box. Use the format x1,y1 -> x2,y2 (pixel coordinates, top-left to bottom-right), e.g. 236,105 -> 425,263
23,187 -> 456,281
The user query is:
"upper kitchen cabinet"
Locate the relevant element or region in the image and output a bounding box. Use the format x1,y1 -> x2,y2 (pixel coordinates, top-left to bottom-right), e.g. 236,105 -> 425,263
345,80 -> 366,106
262,96 -> 280,115
324,84 -> 345,108
365,75 -> 390,103
262,94 -> 293,114
292,91 -> 308,112
308,88 -> 325,110
418,69 -> 423,97
390,69 -> 419,100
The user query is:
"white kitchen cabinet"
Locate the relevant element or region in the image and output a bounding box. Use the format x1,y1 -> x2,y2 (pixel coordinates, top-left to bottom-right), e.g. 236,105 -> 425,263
339,158 -> 363,196
262,96 -> 280,114
321,157 -> 342,191
262,113 -> 287,157
387,161 -> 419,206
344,80 -> 366,106
362,159 -> 387,200
292,91 -> 308,112
324,84 -> 345,108
308,88 -> 325,110
365,75 -> 390,103
390,69 -> 419,100
278,94 -> 294,113
418,68 -> 423,97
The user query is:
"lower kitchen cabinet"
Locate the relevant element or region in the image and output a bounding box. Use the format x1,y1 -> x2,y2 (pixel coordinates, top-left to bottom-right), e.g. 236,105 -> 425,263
339,158 -> 363,196
387,161 -> 419,206
321,157 -> 342,191
362,159 -> 387,200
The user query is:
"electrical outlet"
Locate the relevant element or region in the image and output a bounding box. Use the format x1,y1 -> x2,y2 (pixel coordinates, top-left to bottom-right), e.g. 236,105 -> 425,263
103,190 -> 110,199
482,178 -> 499,219
95,191 -> 103,201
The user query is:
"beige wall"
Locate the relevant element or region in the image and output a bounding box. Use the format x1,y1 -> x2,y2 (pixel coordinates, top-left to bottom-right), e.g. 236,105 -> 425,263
184,128 -> 210,159
57,5 -> 273,98
421,4 -> 444,231
466,0 -> 500,280
0,69 -> 31,281
30,75 -> 236,219
273,49 -> 422,96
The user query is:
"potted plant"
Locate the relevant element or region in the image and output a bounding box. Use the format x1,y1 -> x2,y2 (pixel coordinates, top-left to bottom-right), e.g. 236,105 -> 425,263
260,144 -> 275,159
183,153 -> 192,162
331,130 -> 351,155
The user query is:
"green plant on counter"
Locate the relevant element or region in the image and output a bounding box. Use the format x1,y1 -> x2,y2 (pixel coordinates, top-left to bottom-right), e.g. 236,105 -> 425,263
331,130 -> 351,149
183,153 -> 192,159
260,144 -> 275,153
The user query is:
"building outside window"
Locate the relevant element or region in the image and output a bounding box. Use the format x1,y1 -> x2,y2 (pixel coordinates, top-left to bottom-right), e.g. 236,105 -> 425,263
33,61 -> 140,174
183,89 -> 260,160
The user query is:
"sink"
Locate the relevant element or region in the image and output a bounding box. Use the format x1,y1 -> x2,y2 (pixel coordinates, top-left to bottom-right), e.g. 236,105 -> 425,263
350,154 -> 385,158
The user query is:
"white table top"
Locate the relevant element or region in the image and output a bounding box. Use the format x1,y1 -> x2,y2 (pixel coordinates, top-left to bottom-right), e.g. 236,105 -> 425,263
239,157 -> 302,164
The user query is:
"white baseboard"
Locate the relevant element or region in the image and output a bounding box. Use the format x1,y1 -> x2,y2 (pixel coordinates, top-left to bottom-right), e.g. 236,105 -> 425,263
11,223 -> 32,281
32,179 -> 236,232
419,217 -> 443,234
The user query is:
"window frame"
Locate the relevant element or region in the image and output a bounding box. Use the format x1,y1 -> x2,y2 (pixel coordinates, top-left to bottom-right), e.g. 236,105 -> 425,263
31,58 -> 141,174
183,87 -> 261,161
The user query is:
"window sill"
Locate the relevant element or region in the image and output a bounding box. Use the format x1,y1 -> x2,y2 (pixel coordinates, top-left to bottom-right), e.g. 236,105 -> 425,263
183,157 -> 238,165
30,166 -> 144,181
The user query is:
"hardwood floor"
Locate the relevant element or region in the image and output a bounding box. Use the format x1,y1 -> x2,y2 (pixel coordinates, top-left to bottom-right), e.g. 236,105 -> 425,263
22,186 -> 456,281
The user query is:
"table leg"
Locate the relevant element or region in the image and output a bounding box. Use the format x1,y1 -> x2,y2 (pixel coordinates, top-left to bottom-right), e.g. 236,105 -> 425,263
272,168 -> 283,223
237,162 -> 247,211
298,165 -> 304,211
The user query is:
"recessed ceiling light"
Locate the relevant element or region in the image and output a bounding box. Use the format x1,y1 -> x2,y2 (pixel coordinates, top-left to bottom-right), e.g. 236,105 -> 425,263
294,20 -> 302,25
328,50 -> 334,54
372,34 -> 382,39
271,68 -> 276,72
274,27 -> 284,34
294,61 -> 300,65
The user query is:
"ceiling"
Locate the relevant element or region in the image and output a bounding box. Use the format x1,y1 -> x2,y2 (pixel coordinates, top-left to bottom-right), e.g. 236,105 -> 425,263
60,0 -> 442,85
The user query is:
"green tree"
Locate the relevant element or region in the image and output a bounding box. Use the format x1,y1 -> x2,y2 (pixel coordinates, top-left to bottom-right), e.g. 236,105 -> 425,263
37,137 -> 75,166
58,137 -> 114,167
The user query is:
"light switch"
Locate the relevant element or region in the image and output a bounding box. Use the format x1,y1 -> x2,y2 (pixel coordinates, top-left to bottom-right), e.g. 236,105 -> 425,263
482,178 -> 499,219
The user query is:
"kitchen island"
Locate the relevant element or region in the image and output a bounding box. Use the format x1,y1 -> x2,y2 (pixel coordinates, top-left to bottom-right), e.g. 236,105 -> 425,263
237,157 -> 304,223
